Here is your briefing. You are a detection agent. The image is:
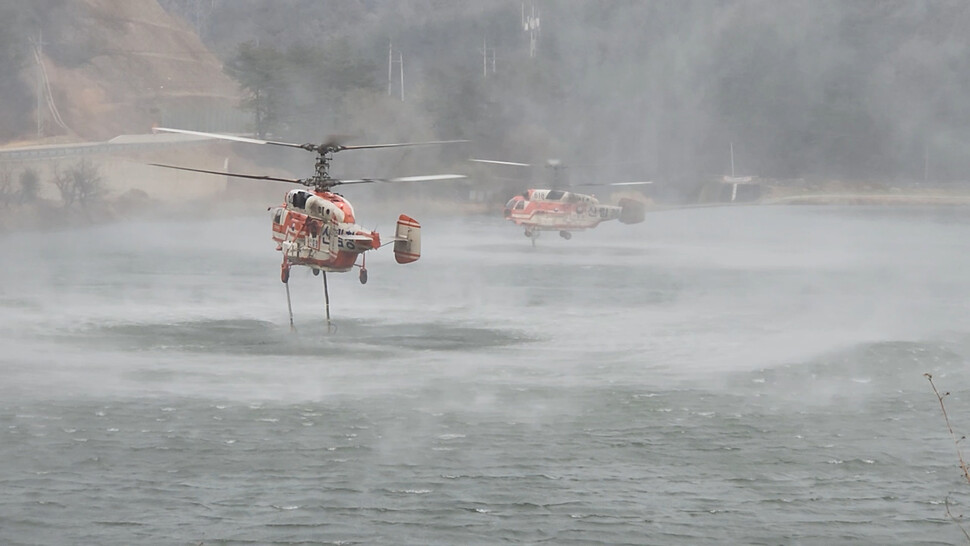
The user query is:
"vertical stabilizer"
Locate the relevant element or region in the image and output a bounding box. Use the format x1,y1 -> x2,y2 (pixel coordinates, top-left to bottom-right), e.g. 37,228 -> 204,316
618,198 -> 646,224
394,214 -> 421,264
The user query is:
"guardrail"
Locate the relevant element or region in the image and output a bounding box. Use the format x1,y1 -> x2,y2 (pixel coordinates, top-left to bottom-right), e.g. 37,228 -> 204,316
0,133 -> 215,163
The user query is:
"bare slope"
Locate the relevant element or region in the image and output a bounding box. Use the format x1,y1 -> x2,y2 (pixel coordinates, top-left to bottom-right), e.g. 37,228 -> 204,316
17,0 -> 239,144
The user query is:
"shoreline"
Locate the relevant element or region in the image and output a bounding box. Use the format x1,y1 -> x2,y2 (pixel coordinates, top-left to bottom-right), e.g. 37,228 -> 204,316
758,192 -> 970,206
3,192 -> 969,236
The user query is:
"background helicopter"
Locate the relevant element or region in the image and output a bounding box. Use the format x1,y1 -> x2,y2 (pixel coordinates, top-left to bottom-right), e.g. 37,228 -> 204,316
150,127 -> 466,329
470,158 -> 651,245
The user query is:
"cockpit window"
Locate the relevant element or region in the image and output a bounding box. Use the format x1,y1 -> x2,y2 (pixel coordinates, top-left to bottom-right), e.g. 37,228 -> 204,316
514,200 -> 526,210
505,198 -> 518,209
290,190 -> 310,209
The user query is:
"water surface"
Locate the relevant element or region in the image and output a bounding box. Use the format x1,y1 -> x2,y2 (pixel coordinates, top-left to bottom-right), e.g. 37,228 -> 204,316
1,206 -> 969,544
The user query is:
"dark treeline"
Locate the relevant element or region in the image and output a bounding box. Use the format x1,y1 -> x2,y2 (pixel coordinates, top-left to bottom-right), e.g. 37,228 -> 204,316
7,1 -> 970,197
159,0 -> 970,191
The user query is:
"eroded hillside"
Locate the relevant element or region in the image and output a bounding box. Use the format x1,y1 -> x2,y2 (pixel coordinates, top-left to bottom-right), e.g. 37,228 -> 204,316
3,0 -> 240,145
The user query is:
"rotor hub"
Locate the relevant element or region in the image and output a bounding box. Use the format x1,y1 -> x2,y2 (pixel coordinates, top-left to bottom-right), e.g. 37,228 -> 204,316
307,150 -> 337,190
149,126 -> 467,194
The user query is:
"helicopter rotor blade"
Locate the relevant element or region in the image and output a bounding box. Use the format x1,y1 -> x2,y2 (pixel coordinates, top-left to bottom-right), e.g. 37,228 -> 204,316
154,127 -> 468,154
147,163 -> 303,184
469,158 -> 532,167
563,180 -> 653,188
152,127 -> 309,151
339,140 -> 469,151
388,174 -> 468,183
336,174 -> 467,185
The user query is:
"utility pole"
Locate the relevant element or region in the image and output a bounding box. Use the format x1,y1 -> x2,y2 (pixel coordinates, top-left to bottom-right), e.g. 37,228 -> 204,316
730,141 -> 735,177
546,159 -> 565,189
192,0 -> 214,41
522,1 -> 540,58
30,29 -> 69,136
34,29 -> 45,139
480,35 -> 496,78
923,141 -> 929,184
388,41 -> 404,101
729,142 -> 737,202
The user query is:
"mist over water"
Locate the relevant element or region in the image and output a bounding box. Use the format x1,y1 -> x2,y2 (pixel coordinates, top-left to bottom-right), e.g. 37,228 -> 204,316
2,206 -> 970,544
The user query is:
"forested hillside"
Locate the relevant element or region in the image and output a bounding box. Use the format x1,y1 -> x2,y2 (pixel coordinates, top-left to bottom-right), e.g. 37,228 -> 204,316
158,0 -> 970,192
0,0 -> 238,143
5,1 -> 970,197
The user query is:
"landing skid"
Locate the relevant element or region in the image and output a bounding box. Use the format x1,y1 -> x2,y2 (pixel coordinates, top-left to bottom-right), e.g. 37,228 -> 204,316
281,260 -> 335,333
282,261 -> 295,331
356,253 -> 368,285
524,228 -> 573,244
525,227 -> 539,247
322,270 -> 333,333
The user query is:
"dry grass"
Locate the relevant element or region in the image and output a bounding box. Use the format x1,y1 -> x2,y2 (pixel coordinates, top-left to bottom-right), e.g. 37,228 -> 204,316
925,373 -> 970,542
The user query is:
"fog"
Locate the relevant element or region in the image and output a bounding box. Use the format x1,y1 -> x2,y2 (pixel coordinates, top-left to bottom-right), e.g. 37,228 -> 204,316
3,203 -> 970,544
4,3 -> 970,544
148,0 -> 970,195
3,206 -> 968,403
5,2 -> 970,192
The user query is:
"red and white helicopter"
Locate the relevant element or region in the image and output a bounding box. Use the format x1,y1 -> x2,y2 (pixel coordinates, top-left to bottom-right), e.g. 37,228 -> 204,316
150,127 -> 466,329
471,158 -> 651,245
